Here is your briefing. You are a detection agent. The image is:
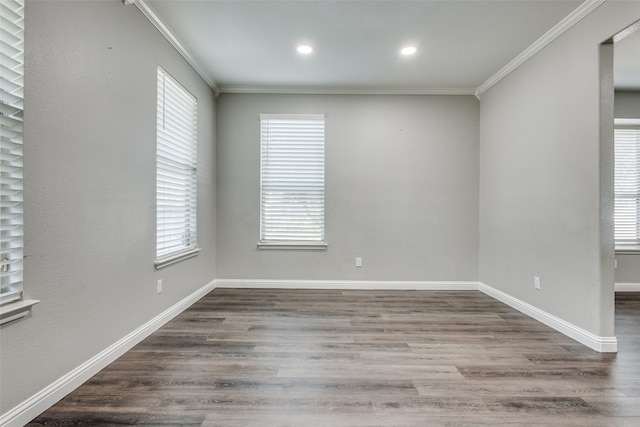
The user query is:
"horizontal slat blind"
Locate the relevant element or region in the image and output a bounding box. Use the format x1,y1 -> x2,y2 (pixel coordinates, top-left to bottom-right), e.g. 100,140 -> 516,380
156,67 -> 198,260
614,127 -> 640,246
260,114 -> 325,243
0,0 -> 24,299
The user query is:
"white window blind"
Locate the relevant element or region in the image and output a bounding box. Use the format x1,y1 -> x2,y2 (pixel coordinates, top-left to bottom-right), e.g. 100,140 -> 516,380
0,0 -> 24,303
614,127 -> 640,247
259,114 -> 325,246
156,67 -> 198,266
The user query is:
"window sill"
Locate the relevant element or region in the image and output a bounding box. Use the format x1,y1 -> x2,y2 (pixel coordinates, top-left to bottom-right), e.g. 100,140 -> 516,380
155,247 -> 201,270
616,245 -> 640,255
0,299 -> 39,325
258,242 -> 327,251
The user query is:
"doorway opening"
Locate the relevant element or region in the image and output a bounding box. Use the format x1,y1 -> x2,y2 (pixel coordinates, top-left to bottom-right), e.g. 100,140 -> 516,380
609,20 -> 640,344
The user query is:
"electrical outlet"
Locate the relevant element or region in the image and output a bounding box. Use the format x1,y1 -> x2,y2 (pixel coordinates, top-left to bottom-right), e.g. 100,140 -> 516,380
356,257 -> 362,267
157,279 -> 163,294
534,276 -> 541,290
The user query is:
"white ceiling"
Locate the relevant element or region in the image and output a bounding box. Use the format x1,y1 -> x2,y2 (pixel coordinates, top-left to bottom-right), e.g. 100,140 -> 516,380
142,0 -> 637,94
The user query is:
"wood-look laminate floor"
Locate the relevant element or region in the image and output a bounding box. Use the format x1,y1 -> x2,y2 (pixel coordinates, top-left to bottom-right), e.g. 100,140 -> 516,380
29,290 -> 640,426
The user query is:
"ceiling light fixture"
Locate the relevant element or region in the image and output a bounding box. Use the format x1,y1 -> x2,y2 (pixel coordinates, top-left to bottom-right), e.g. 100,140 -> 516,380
401,46 -> 417,56
297,45 -> 313,55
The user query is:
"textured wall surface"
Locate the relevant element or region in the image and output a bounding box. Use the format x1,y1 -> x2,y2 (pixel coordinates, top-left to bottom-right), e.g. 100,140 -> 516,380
4,0 -> 640,421
615,91 -> 640,119
1,0 -> 216,414
479,2 -> 640,337
216,94 -> 479,282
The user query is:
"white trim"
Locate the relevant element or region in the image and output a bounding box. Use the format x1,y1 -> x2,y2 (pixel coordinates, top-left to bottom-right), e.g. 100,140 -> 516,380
259,113 -> 325,121
614,118 -> 640,127
220,86 -> 477,96
613,19 -> 640,43
214,279 -> 479,291
0,299 -> 39,326
616,246 -> 640,255
0,290 -> 22,305
155,247 -> 201,270
131,0 -> 218,91
616,282 -> 640,292
478,282 -> 617,353
476,0 -> 606,98
257,242 -> 328,251
0,280 -> 216,427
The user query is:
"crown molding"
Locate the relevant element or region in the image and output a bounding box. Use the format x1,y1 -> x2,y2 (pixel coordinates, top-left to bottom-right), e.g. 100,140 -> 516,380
219,86 -> 477,96
613,19 -> 640,43
476,0 -> 606,98
129,0 -> 605,100
130,0 -> 219,91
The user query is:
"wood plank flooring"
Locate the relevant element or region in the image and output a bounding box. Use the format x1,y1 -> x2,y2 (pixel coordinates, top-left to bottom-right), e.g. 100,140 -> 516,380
28,290 -> 640,426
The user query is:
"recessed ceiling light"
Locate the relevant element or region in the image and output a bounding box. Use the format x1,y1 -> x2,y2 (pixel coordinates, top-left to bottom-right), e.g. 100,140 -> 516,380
297,45 -> 313,55
401,46 -> 417,56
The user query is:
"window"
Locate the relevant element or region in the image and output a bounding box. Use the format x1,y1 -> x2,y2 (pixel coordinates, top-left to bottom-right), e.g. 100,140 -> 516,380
259,114 -> 326,248
1,0 -> 37,324
614,123 -> 640,251
156,67 -> 199,268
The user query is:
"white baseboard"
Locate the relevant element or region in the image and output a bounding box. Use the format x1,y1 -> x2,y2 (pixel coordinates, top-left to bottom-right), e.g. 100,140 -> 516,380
478,282 -> 617,353
214,278 -> 479,291
616,282 -> 640,292
0,280 -> 216,427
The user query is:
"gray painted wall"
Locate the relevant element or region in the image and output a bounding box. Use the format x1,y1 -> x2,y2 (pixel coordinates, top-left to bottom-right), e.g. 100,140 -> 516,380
479,2 -> 640,337
0,0 -> 216,414
4,0 -> 638,420
614,91 -> 640,283
615,91 -> 640,119
216,94 -> 479,281
616,254 -> 640,283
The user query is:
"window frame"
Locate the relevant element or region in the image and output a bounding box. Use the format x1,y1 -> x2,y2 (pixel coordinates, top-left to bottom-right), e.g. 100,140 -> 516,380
0,0 -> 38,325
614,119 -> 640,254
258,113 -> 327,250
155,66 -> 200,268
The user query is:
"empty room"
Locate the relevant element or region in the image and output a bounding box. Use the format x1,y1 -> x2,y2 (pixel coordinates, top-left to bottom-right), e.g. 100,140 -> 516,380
1,0 -> 640,425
